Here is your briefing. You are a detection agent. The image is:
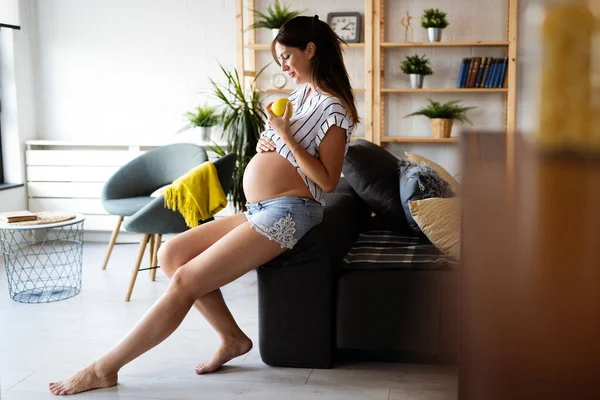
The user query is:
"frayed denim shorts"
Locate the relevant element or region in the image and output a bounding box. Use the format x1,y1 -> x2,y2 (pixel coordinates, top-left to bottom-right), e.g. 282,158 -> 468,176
244,196 -> 323,249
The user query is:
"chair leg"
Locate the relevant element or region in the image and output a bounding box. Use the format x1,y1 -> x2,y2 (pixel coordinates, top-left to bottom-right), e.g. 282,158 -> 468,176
101,216 -> 123,270
150,234 -> 162,282
125,233 -> 150,302
148,234 -> 155,277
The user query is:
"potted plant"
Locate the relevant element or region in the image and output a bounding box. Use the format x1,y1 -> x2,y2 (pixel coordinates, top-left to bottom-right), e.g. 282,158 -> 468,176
400,54 -> 433,89
421,8 -> 449,42
209,64 -> 268,212
248,0 -> 305,39
182,105 -> 220,142
404,99 -> 476,138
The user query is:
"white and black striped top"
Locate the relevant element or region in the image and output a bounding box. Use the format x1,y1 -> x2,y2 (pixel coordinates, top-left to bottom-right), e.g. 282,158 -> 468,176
261,84 -> 354,205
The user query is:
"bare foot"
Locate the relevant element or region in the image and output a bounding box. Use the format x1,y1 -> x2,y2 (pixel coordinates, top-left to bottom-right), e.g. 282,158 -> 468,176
195,336 -> 253,374
49,363 -> 118,396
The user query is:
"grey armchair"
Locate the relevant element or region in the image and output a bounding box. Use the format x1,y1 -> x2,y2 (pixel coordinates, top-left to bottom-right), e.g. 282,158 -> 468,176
120,152 -> 236,301
100,143 -> 209,272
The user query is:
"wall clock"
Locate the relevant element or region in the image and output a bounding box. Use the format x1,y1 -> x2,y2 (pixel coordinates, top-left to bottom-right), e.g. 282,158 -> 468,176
327,12 -> 361,43
271,72 -> 287,89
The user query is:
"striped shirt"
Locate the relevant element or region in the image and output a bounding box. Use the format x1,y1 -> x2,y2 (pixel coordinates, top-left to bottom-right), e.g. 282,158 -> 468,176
261,84 -> 354,205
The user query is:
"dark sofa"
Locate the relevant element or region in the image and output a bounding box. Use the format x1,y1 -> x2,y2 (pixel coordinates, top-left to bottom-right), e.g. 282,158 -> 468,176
256,178 -> 459,369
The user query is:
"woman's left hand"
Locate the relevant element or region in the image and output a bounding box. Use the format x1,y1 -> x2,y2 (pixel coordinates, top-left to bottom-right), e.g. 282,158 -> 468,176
265,101 -> 293,140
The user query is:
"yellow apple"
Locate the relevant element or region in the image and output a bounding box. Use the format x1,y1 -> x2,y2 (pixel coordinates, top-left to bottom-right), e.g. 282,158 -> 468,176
270,97 -> 293,117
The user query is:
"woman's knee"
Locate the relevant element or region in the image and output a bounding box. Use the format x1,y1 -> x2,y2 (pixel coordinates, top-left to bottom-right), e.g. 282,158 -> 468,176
169,268 -> 197,298
157,241 -> 180,277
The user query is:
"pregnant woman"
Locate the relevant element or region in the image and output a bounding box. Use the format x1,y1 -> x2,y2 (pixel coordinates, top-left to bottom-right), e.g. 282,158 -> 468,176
49,14 -> 359,396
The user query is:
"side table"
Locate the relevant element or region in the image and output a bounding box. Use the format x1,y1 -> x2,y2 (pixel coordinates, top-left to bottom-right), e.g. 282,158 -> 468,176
0,213 -> 85,303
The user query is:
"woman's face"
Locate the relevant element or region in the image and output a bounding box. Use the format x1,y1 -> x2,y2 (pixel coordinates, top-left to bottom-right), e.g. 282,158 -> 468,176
274,42 -> 315,85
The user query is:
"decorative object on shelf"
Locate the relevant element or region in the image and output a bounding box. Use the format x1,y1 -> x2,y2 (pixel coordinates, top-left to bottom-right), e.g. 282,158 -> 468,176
421,8 -> 449,42
271,72 -> 287,89
400,54 -> 433,88
209,64 -> 267,212
404,99 -> 476,138
248,0 -> 305,39
400,11 -> 414,42
180,105 -> 221,142
327,12 -> 362,43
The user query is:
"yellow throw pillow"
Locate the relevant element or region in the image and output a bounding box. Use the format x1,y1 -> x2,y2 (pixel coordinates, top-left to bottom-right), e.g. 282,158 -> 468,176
405,152 -> 460,195
409,197 -> 461,260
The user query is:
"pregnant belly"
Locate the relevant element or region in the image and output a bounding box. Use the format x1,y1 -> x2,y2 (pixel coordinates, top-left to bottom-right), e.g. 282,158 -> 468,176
243,152 -> 313,203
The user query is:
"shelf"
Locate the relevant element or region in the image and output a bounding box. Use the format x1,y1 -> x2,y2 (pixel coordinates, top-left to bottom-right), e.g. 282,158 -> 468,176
381,137 -> 459,143
247,43 -> 365,50
381,41 -> 510,47
382,88 -> 508,93
261,88 -> 366,93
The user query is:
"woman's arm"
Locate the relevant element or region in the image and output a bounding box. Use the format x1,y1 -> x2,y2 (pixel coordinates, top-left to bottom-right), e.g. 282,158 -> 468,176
265,102 -> 347,193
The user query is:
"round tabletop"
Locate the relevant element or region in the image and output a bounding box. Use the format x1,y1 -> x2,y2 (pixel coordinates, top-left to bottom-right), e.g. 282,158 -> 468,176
0,213 -> 86,231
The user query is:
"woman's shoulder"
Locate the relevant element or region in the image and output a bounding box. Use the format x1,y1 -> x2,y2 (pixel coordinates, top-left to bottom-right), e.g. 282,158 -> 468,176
315,93 -> 347,112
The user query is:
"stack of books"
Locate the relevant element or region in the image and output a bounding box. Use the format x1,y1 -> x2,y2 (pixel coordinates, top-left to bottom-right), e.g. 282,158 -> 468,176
0,210 -> 38,223
457,57 -> 508,89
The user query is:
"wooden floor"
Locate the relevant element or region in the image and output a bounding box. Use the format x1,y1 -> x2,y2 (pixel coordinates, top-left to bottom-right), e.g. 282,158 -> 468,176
0,242 -> 457,400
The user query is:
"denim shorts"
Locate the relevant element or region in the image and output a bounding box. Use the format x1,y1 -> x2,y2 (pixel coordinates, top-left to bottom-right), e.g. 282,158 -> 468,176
244,196 -> 323,249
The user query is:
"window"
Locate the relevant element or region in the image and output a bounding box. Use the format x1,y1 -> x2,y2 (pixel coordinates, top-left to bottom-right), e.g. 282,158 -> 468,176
0,123 -> 4,184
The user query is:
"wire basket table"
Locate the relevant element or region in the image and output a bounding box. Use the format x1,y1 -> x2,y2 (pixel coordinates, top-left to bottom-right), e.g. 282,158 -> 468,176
0,214 -> 85,303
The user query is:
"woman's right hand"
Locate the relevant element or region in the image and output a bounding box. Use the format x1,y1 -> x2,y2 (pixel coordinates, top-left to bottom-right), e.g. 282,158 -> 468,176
256,136 -> 277,153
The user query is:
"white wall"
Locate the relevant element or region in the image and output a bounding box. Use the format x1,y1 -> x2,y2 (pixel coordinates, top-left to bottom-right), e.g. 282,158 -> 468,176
34,0 -> 236,142
4,0 -> 554,185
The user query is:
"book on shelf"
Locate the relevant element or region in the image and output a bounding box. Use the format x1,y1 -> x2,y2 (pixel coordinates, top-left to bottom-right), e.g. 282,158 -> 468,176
457,57 -> 508,89
0,210 -> 37,223
457,58 -> 470,88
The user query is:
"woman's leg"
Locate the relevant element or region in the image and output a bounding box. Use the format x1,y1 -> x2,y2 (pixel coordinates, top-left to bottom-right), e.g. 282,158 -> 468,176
158,214 -> 253,373
49,221 -> 287,396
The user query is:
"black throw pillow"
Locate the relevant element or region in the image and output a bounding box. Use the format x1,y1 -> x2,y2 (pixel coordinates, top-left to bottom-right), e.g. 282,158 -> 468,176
342,140 -> 409,230
399,160 -> 455,233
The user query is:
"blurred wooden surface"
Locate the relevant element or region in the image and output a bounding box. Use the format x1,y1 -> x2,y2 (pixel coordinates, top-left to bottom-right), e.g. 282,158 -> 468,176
459,132 -> 600,400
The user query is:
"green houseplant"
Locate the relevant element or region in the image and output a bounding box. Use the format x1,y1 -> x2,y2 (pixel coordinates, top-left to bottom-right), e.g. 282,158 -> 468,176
182,105 -> 220,142
421,8 -> 449,42
248,0 -> 305,39
400,54 -> 433,89
209,64 -> 268,213
404,99 -> 476,138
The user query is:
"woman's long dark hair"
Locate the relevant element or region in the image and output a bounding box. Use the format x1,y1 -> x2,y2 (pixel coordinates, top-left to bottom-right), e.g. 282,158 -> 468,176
272,15 -> 360,124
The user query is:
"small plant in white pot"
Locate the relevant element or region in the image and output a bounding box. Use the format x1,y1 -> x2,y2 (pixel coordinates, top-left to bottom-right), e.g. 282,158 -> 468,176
421,8 -> 449,42
404,99 -> 476,138
248,0 -> 305,39
400,54 -> 433,89
182,105 -> 221,142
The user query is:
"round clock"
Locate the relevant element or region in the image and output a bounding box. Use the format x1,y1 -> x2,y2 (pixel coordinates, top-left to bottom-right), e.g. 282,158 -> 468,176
327,12 -> 362,43
271,72 -> 287,89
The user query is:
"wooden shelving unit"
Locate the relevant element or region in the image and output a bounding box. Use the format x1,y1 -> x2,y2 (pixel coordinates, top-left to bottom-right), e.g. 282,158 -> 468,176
381,41 -> 510,47
247,42 -> 366,50
382,88 -> 508,93
381,137 -> 459,143
374,0 -> 518,146
236,0 -> 517,146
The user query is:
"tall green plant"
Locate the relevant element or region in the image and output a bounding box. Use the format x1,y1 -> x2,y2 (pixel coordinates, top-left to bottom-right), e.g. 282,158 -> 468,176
248,0 -> 305,30
209,64 -> 268,212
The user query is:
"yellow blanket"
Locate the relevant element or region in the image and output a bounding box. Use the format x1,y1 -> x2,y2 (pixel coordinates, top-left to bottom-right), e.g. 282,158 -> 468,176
164,161 -> 227,228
